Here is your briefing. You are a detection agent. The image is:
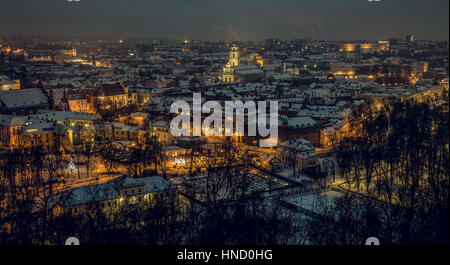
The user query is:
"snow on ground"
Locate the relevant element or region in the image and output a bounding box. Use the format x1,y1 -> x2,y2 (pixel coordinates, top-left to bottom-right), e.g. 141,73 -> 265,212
282,189 -> 344,214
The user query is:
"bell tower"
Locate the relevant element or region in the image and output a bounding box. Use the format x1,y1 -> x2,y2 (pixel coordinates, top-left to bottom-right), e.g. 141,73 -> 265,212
229,43 -> 240,67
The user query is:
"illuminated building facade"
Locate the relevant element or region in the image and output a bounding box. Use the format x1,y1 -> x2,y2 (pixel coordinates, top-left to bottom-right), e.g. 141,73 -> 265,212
53,175 -> 178,216
406,33 -> 414,43
229,43 -> 240,67
222,43 -> 240,83
0,75 -> 20,90
93,81 -> 129,110
339,42 -> 389,53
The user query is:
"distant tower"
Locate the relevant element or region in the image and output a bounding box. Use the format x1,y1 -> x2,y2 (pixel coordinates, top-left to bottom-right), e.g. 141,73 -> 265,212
354,44 -> 361,64
406,33 -> 414,43
92,55 -> 96,66
229,43 -> 240,67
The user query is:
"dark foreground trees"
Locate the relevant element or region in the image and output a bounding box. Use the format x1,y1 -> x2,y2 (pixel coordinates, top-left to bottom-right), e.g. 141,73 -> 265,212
0,146 -> 69,244
1,97 -> 448,245
0,138 -> 300,245
310,98 -> 449,245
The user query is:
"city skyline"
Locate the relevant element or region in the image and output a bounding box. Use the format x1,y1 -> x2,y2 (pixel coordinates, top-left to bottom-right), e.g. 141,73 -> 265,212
0,0 -> 448,249
0,0 -> 449,41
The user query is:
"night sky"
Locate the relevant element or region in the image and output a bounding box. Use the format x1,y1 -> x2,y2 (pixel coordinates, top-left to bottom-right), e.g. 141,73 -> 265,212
0,0 -> 448,41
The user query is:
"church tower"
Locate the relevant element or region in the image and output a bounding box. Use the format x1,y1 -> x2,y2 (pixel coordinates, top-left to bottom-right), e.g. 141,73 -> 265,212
229,43 -> 240,67
221,43 -> 239,83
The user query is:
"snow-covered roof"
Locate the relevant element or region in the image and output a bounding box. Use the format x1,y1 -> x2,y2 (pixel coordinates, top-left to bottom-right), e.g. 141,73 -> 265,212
57,176 -> 176,207
0,114 -> 28,126
33,110 -> 98,122
279,138 -> 315,152
0,88 -> 48,109
286,116 -> 317,128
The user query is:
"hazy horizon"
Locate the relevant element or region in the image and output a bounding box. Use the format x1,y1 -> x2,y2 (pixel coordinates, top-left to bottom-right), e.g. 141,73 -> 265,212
0,0 -> 448,42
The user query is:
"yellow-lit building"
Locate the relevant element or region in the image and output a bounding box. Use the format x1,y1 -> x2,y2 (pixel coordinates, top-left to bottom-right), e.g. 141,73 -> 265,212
118,112 -> 149,126
339,43 -> 356,52
377,40 -> 389,51
25,110 -> 99,148
1,115 -> 68,152
330,63 -> 355,76
31,56 -> 52,62
320,120 -> 350,147
130,90 -> 152,106
222,62 -> 236,83
0,115 -> 27,149
149,121 -> 174,146
229,43 -> 240,67
0,75 -> 20,90
339,42 -> 388,53
52,175 -> 178,216
32,110 -> 98,128
245,53 -> 264,67
17,121 -> 62,152
93,81 -> 129,110
0,45 -> 12,54
109,122 -> 140,142
59,48 -> 77,57
222,43 -> 240,83
68,98 -> 95,113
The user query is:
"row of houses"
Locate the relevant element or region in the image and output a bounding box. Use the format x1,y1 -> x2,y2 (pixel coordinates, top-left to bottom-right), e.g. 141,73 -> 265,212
52,175 -> 178,216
